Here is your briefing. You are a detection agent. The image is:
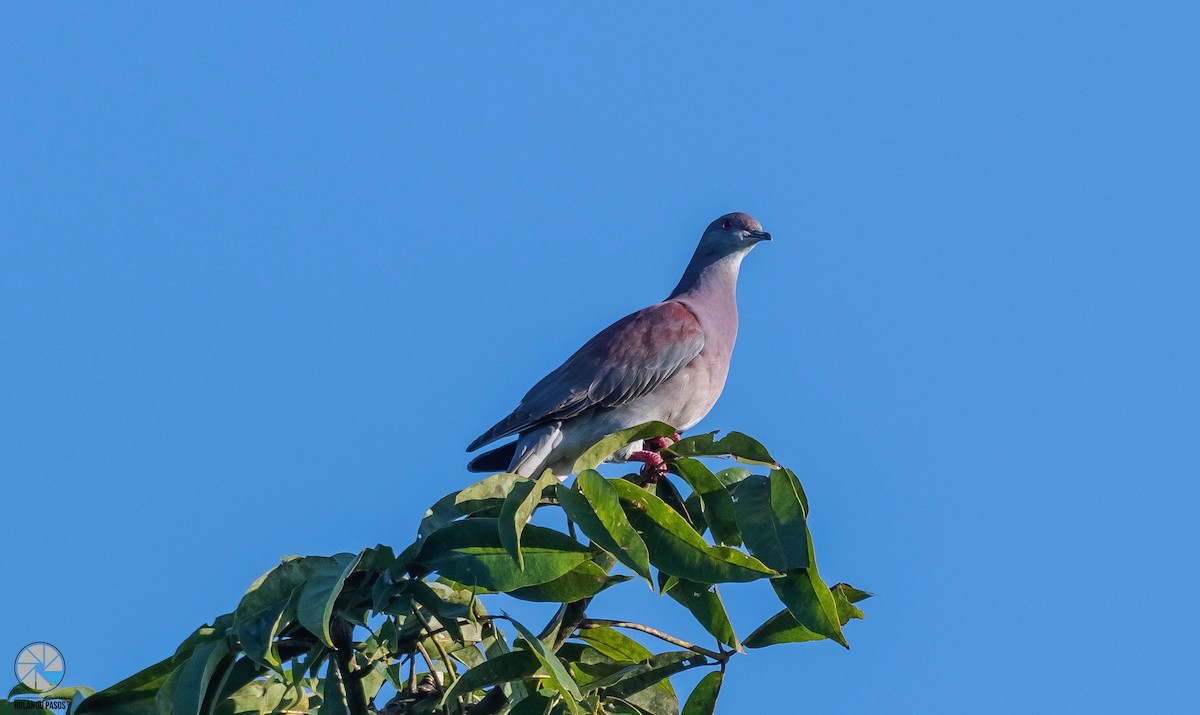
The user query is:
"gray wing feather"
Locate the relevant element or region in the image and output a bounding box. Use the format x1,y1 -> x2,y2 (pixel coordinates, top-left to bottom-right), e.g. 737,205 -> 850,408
467,301 -> 704,452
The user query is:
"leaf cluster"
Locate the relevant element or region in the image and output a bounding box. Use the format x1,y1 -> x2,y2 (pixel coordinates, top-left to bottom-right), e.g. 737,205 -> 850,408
68,425 -> 870,715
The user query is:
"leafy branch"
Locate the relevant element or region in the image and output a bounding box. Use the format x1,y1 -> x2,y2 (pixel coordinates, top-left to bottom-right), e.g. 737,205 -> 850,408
63,424 -> 870,715
575,621 -> 730,664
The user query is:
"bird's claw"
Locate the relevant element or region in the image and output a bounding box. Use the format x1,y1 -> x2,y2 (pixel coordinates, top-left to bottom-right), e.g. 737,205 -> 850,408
629,433 -> 681,484
629,450 -> 667,484
642,433 -> 682,452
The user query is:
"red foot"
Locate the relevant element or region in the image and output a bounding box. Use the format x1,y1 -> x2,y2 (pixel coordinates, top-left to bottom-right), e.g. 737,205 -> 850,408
642,433 -> 682,452
629,450 -> 667,483
629,433 -> 681,484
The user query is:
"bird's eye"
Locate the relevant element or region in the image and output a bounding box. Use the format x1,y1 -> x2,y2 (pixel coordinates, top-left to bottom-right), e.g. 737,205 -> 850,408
721,219 -> 733,230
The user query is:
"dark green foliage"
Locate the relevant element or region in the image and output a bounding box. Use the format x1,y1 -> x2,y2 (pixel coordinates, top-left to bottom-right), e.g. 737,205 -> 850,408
70,427 -> 869,715
557,470 -> 653,585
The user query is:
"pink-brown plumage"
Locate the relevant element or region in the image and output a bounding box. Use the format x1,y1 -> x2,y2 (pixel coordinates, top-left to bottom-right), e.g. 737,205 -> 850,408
467,212 -> 771,477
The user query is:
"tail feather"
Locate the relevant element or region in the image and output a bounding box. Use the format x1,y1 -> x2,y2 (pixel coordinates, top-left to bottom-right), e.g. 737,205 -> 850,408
467,412 -> 528,452
467,441 -> 518,473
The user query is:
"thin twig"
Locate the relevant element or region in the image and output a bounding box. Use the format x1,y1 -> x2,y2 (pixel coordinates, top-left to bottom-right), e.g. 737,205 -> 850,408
414,642 -> 440,690
414,608 -> 467,715
578,619 -> 730,662
413,608 -> 459,685
408,651 -> 417,694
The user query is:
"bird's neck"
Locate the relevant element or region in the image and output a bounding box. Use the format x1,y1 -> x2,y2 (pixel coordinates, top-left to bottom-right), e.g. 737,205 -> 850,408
667,250 -> 745,327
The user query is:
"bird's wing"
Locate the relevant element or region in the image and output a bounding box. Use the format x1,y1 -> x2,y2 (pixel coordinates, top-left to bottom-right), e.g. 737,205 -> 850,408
467,300 -> 705,451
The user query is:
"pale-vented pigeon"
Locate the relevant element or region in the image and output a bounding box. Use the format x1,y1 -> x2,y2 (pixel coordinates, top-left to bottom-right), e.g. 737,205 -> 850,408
467,212 -> 771,478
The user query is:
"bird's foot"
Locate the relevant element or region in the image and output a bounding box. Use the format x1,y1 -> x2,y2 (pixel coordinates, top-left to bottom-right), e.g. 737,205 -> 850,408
641,433 -> 682,452
629,433 -> 680,484
629,450 -> 667,484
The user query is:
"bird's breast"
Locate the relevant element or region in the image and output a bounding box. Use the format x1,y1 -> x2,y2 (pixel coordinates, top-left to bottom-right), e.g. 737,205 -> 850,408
610,343 -> 731,435
546,345 -> 734,474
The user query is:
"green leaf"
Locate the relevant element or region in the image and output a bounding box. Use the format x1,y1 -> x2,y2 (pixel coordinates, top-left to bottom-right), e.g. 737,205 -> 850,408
653,475 -> 696,525
500,471 -> 560,569
780,467 -> 809,516
510,560 -> 631,602
234,557 -> 322,670
205,656 -> 264,715
666,431 -> 777,466
609,478 -> 775,583
499,479 -> 537,569
731,470 -> 809,572
662,577 -> 740,650
742,609 -> 825,648
573,627 -> 653,664
682,492 -> 706,536
623,682 -> 680,715
356,544 -> 400,575
598,651 -> 705,699
714,467 -> 752,487
393,539 -> 426,575
831,593 -> 864,625
506,691 -> 559,715
210,677 -> 298,715
297,552 -> 360,647
173,614 -> 235,663
405,578 -> 468,641
771,526 -> 847,646
420,472 -> 527,538
830,583 -> 872,625
417,519 -> 589,592
832,582 -> 874,603
557,471 -> 652,584
478,620 -> 531,704
481,620 -> 512,659
680,670 -> 723,715
565,638 -> 676,707
670,459 -> 740,546
171,638 -> 232,715
507,615 -> 584,712
772,569 -> 847,648
153,665 -> 180,715
440,650 -> 540,707
359,660 -> 389,702
75,657 -> 175,715
573,421 -> 676,474
744,581 -> 874,647
597,701 -> 641,715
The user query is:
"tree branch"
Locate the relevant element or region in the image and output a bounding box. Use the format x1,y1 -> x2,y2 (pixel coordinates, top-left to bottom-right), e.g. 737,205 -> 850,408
330,619 -> 370,715
413,608 -> 459,686
577,619 -> 731,663
414,642 -> 440,690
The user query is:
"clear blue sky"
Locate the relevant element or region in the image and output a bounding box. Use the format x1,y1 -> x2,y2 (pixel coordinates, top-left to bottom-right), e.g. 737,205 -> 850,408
2,3 -> 1197,712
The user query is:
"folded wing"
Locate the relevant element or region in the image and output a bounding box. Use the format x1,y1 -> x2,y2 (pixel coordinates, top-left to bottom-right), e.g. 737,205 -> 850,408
467,301 -> 705,452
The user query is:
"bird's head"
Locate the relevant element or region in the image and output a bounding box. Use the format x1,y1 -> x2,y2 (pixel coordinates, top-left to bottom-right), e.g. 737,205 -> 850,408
696,212 -> 772,260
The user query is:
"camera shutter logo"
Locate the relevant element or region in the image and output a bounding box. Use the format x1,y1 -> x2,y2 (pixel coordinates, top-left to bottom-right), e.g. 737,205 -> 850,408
14,642 -> 65,693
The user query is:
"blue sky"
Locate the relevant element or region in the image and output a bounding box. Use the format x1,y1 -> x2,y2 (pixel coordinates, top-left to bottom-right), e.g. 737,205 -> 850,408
2,3 -> 1197,712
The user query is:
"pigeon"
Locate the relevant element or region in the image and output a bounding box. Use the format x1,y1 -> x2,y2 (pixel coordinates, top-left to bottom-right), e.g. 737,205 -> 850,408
467,212 -> 771,479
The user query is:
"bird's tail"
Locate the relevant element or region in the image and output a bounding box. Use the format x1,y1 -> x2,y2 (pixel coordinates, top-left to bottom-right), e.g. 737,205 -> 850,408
466,441 -> 518,473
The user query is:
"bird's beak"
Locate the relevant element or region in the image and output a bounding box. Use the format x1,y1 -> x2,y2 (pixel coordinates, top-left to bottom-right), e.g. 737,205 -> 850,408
749,230 -> 772,243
